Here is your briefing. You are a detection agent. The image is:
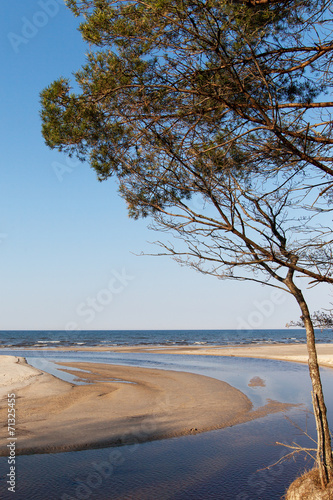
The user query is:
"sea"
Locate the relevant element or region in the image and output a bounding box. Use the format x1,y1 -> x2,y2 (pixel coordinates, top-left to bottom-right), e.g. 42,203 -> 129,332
0,328 -> 332,349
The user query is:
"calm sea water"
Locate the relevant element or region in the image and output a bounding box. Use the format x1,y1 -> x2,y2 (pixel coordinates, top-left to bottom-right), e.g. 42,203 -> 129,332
0,328 -> 332,348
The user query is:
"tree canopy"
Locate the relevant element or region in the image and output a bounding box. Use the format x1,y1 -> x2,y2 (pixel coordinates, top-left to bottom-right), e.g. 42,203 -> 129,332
41,1 -> 333,486
41,0 -> 333,287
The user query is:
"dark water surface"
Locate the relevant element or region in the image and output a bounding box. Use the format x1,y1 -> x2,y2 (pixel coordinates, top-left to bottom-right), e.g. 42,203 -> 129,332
1,328 -> 332,348
1,351 -> 333,499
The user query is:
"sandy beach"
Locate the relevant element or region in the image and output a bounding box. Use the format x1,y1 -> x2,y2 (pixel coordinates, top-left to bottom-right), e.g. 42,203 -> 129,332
30,342 -> 333,367
0,354 -> 295,455
111,343 -> 333,368
1,343 -> 330,455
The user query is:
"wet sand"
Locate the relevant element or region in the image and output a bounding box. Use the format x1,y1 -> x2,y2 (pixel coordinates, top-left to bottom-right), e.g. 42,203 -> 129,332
140,343 -> 333,368
37,343 -> 333,368
0,355 -> 294,455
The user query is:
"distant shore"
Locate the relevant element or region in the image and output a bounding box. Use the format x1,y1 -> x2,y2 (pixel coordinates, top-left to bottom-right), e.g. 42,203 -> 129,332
0,354 -> 295,455
19,342 -> 333,369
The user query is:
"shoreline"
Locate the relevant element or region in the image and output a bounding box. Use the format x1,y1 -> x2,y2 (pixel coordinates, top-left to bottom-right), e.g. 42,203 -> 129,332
10,342 -> 333,369
0,355 -> 296,456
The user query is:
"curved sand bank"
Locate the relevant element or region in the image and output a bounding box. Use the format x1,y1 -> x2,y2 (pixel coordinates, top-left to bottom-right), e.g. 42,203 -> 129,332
0,356 -> 293,455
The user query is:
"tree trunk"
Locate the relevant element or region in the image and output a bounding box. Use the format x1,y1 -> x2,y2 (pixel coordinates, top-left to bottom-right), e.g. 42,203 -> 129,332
285,278 -> 333,487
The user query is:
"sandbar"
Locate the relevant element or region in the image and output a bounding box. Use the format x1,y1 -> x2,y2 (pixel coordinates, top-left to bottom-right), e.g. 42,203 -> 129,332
129,343 -> 333,368
38,343 -> 333,369
0,355 -> 294,455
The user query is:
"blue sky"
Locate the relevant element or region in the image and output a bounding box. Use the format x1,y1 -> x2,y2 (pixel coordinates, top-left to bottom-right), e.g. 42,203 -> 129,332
0,0 -> 330,331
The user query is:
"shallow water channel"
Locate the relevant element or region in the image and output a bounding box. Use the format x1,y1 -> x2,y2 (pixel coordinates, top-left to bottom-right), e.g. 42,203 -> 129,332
1,350 -> 333,500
